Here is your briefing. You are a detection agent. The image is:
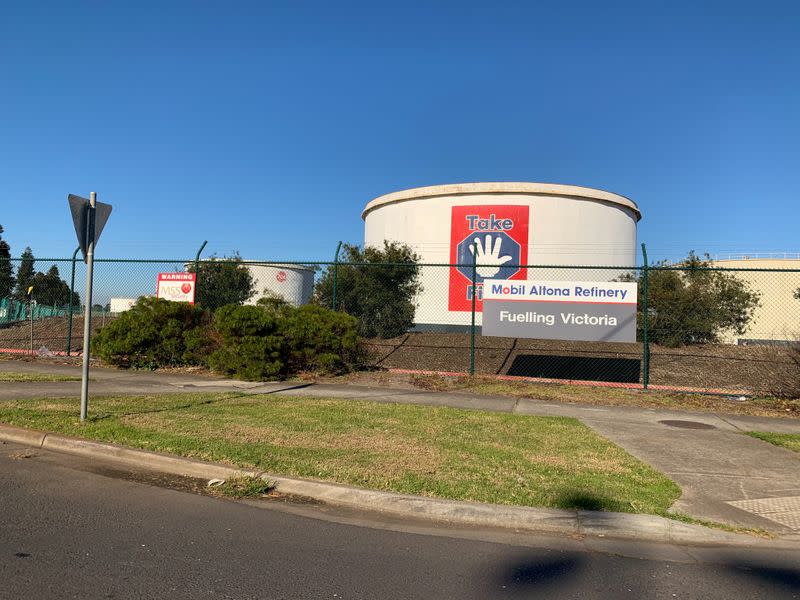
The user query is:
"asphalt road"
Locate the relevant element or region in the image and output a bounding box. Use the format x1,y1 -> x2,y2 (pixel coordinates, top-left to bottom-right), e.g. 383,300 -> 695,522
1,441 -> 799,600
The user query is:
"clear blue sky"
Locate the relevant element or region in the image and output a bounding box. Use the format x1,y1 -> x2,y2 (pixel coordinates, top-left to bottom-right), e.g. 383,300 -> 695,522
1,1 -> 798,263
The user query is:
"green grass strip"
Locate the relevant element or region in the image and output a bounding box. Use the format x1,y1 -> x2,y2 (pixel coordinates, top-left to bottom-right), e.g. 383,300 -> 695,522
745,431 -> 800,453
0,392 -> 680,515
0,372 -> 81,382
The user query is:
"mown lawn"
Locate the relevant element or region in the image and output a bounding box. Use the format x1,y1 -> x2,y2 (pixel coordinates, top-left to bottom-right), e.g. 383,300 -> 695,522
746,431 -> 800,453
0,392 -> 680,514
0,371 -> 80,382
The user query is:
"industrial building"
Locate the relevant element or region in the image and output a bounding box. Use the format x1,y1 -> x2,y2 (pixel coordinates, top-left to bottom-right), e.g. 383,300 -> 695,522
362,182 -> 641,328
713,257 -> 800,344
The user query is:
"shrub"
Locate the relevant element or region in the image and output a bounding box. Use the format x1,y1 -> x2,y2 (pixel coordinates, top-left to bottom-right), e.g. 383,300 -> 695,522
280,304 -> 361,374
95,295 -> 364,381
207,304 -> 286,380
188,254 -> 255,311
620,252 -> 761,347
312,241 -> 421,338
93,297 -> 210,368
207,302 -> 362,380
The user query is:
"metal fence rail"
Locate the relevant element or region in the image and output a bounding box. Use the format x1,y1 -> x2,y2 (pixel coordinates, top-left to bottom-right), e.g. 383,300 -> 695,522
0,255 -> 797,397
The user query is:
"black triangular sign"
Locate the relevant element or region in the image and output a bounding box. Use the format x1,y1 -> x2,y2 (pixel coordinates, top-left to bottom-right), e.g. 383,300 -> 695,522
68,194 -> 89,258
94,201 -> 112,245
68,194 -> 113,262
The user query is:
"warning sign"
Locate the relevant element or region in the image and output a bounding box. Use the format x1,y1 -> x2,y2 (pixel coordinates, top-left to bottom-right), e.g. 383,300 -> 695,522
156,272 -> 196,304
448,205 -> 529,312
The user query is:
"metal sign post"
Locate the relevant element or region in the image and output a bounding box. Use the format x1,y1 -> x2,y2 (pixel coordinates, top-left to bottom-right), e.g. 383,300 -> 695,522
68,192 -> 112,422
79,192 -> 97,421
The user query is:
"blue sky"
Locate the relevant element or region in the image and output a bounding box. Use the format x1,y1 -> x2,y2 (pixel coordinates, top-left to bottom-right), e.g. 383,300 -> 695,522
1,1 -> 798,264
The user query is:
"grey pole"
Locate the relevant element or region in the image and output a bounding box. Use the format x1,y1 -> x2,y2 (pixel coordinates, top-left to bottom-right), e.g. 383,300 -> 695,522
79,192 -> 97,421
29,298 -> 33,355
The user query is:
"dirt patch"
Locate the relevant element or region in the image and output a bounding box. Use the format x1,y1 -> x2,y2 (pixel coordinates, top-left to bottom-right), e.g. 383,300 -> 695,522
0,315 -> 111,354
314,370 -> 800,419
363,332 -> 799,397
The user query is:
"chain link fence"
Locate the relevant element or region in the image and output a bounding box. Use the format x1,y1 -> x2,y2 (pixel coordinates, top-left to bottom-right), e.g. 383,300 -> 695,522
1,256 -> 797,397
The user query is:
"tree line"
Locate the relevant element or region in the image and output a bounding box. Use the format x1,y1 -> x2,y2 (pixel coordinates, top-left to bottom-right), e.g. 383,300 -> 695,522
0,225 -> 79,308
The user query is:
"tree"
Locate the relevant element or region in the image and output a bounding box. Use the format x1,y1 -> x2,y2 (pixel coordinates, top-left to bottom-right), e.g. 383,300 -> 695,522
622,252 -> 760,347
30,264 -> 79,307
312,241 -> 421,338
14,247 -> 34,300
187,254 -> 255,311
0,225 -> 13,298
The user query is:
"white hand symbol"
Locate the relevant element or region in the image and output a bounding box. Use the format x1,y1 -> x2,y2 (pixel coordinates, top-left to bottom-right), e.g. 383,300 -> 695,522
469,234 -> 512,278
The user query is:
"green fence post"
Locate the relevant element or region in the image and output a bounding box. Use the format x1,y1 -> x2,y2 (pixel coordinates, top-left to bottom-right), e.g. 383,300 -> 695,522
641,243 -> 650,389
469,243 -> 477,376
29,298 -> 33,355
66,246 -> 81,356
194,240 -> 207,275
193,240 -> 207,301
332,241 -> 342,311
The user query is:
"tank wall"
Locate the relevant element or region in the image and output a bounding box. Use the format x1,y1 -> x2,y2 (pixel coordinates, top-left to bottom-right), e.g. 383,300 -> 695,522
714,259 -> 800,343
364,192 -> 638,326
247,265 -> 315,306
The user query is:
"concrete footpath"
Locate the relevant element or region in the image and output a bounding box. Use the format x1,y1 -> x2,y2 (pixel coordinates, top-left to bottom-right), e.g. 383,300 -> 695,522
2,359 -> 800,543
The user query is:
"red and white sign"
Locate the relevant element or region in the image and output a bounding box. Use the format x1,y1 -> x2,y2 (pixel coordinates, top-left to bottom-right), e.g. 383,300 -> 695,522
448,205 -> 530,312
156,272 -> 196,304
276,270 -> 287,283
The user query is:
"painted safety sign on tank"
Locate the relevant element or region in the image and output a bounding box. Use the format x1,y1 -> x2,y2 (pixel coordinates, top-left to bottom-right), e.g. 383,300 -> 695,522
449,205 -> 529,312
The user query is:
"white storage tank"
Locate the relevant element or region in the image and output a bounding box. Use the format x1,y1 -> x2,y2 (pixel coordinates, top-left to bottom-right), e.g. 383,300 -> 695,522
109,297 -> 137,313
362,182 -> 641,328
245,263 -> 316,307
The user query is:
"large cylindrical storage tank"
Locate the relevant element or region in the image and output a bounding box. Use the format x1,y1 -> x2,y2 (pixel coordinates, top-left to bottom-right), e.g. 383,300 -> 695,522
245,263 -> 315,306
362,182 -> 641,328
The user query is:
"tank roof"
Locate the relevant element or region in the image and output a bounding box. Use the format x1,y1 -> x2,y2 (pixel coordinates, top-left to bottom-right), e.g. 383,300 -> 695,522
362,182 -> 641,221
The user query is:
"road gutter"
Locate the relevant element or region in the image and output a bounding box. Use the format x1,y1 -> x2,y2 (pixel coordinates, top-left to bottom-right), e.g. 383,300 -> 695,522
1,423 -> 797,549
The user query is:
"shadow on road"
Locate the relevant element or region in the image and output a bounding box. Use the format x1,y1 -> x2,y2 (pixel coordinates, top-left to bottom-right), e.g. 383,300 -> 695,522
491,552 -> 585,595
726,564 -> 800,593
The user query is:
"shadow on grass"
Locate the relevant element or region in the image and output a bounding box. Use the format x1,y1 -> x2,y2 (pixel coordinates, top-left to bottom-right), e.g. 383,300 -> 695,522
87,382 -> 319,422
555,491 -> 614,512
88,392 -> 249,422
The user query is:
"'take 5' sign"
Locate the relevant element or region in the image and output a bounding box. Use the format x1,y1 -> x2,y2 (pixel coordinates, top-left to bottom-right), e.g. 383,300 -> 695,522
448,205 -> 529,312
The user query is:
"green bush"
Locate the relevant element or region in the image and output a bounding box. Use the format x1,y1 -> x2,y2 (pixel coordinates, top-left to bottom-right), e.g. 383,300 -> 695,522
312,241 -> 421,338
619,252 -> 761,347
95,295 -> 363,380
207,304 -> 286,380
93,297 -> 211,368
280,304 -> 361,374
187,254 -> 255,311
207,302 -> 362,380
